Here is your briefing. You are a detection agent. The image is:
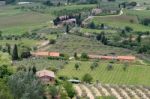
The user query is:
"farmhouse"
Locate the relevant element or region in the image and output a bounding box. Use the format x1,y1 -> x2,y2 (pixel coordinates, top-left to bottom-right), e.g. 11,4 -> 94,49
89,55 -> 136,61
36,70 -> 55,84
31,52 -> 60,57
0,1 -> 6,6
92,8 -> 102,15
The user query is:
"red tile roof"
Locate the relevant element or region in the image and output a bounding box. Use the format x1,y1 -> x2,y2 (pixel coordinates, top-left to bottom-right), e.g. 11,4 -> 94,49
31,52 -> 60,57
36,70 -> 55,78
89,55 -> 135,61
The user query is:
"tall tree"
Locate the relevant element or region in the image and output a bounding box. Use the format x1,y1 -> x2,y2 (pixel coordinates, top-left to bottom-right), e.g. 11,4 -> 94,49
137,34 -> 142,43
74,52 -> 78,59
12,44 -> 19,60
6,43 -> 11,55
66,25 -> 69,33
32,66 -> 37,74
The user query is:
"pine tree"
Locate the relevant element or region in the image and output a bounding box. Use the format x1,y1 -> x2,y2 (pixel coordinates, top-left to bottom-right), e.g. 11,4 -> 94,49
12,44 -> 19,60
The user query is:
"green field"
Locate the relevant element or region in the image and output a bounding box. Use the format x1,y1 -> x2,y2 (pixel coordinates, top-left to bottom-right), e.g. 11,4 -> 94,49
124,9 -> 150,19
0,39 -> 40,47
58,60 -> 150,86
0,11 -> 50,35
89,15 -> 150,32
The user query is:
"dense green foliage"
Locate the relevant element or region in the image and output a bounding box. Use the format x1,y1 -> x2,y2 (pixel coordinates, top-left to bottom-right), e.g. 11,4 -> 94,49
8,71 -> 44,99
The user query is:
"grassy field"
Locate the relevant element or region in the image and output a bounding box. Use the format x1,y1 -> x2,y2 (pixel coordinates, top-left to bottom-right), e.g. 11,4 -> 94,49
89,15 -> 150,32
124,9 -> 150,19
0,39 -> 41,47
0,11 -> 50,35
58,60 -> 150,86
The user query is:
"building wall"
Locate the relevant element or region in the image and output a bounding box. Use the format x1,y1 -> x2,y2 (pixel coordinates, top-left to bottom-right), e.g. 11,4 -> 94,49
40,76 -> 55,84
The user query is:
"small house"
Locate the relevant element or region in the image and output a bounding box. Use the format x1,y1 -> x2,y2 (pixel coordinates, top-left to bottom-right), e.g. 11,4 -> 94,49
36,70 -> 55,84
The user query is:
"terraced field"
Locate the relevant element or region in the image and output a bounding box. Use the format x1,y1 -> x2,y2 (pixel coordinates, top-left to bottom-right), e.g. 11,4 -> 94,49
74,84 -> 150,99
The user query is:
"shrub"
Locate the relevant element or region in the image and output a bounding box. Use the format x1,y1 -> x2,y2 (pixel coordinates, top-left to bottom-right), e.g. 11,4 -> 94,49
82,73 -> 93,83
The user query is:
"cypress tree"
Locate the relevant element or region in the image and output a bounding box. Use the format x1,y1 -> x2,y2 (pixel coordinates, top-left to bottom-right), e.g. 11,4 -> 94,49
6,43 -> 11,55
66,25 -> 69,33
137,34 -> 142,43
12,44 -> 19,60
32,66 -> 37,74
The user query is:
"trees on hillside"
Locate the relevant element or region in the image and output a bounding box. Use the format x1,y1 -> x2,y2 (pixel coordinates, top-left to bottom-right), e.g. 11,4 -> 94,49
0,80 -> 13,99
96,32 -> 108,45
8,71 -> 44,99
63,81 -> 76,98
49,86 -> 60,99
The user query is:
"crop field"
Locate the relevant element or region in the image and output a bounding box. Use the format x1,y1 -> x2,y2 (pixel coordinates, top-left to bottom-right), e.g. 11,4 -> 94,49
58,61 -> 150,86
124,9 -> 150,19
89,15 -> 150,32
0,11 -> 50,35
48,34 -> 134,56
74,84 -> 150,99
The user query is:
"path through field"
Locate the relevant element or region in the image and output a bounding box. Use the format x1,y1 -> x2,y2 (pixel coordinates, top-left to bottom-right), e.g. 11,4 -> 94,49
83,8 -> 124,24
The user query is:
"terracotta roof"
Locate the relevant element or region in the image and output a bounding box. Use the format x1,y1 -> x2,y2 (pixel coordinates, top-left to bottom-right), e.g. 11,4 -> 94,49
36,70 -> 55,78
89,55 -> 135,61
117,56 -> 136,60
31,52 -> 60,57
